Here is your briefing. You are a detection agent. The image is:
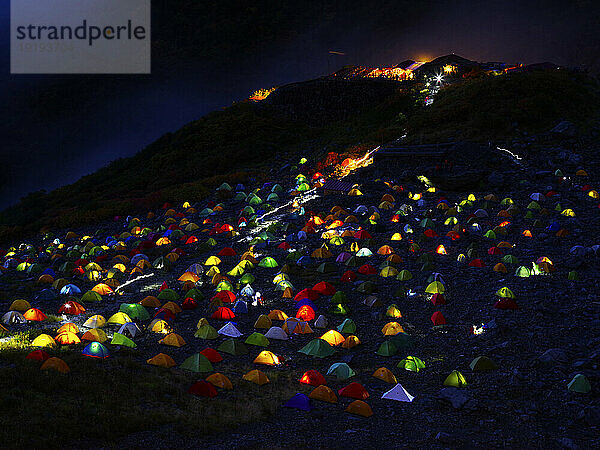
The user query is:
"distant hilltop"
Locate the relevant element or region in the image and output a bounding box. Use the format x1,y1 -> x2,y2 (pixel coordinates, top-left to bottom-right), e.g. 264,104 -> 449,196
328,54 -> 566,82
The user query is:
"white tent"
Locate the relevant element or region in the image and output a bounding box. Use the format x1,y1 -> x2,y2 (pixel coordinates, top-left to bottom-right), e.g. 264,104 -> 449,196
264,326 -> 288,340
382,383 -> 415,402
218,322 -> 242,338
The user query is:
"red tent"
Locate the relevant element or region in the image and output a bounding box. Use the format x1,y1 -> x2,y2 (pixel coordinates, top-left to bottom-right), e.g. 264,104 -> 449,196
296,305 -> 315,322
469,259 -> 486,268
299,370 -> 326,386
200,348 -> 223,363
211,307 -> 235,320
494,298 -> 518,310
430,293 -> 446,305
294,289 -> 319,302
358,264 -> 377,275
58,301 -> 86,315
424,229 -> 438,238
312,281 -> 336,296
26,350 -> 50,361
218,247 -> 237,256
188,381 -> 217,397
341,270 -> 357,283
338,382 -> 369,400
354,230 -> 372,239
212,291 -> 236,303
431,311 -> 446,325
181,298 -> 198,310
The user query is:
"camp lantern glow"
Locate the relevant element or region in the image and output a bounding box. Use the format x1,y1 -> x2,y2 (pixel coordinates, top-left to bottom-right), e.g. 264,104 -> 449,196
335,147 -> 380,178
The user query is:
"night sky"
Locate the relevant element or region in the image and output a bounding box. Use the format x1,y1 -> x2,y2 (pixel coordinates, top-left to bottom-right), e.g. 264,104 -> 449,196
1,0 -> 598,208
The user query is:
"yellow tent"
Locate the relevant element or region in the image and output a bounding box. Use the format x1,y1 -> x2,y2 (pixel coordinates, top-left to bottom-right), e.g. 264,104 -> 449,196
81,328 -> 108,343
341,335 -> 361,349
242,369 -> 270,385
309,385 -> 337,403
372,367 -> 397,384
31,334 -> 57,348
345,400 -> 373,417
320,330 -> 345,346
9,299 -> 31,312
159,333 -> 186,347
254,315 -> 272,329
253,350 -> 280,365
206,373 -> 233,390
150,319 -> 172,334
147,353 -> 176,368
107,312 -> 132,325
41,357 -> 70,373
381,322 -> 404,336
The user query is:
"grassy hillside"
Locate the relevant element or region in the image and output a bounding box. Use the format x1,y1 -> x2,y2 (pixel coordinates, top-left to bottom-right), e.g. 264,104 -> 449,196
0,81 -> 415,242
0,69 -> 597,243
406,70 -> 600,142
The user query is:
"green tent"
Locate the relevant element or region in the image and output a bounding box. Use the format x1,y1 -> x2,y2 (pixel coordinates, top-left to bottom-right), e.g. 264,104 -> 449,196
81,290 -> 102,303
216,182 -> 232,191
443,370 -> 468,387
337,318 -> 356,334
258,257 -> 279,268
158,289 -> 179,302
357,281 -> 377,294
469,356 -> 497,371
397,356 -> 425,372
484,230 -> 496,239
495,287 -> 515,298
376,341 -> 397,357
194,325 -> 219,340
515,266 -> 531,277
326,362 -> 355,381
244,332 -> 270,347
331,291 -> 348,304
218,339 -> 248,356
316,262 -> 336,273
119,303 -> 150,321
216,280 -> 234,292
180,353 -> 214,373
185,288 -> 205,301
502,255 -> 519,264
568,271 -> 580,281
567,374 -> 591,393
111,332 -> 136,348
298,339 -> 335,358
396,270 -> 413,281
240,273 -> 256,285
390,332 -> 413,348
329,303 -> 351,315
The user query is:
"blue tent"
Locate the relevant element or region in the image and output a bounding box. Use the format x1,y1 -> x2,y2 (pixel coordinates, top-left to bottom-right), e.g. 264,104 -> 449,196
283,393 -> 314,411
82,342 -> 110,359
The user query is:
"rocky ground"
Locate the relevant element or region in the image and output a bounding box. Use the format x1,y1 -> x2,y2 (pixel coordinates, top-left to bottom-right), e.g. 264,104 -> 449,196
2,123 -> 599,449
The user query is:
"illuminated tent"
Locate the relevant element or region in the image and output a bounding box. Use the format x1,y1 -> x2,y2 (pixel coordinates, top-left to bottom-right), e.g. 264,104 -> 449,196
380,382 -> 414,403
83,341 -> 110,358
111,332 -> 136,348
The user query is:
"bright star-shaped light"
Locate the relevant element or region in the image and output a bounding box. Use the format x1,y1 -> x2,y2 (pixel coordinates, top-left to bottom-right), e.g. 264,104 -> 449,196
434,73 -> 444,84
